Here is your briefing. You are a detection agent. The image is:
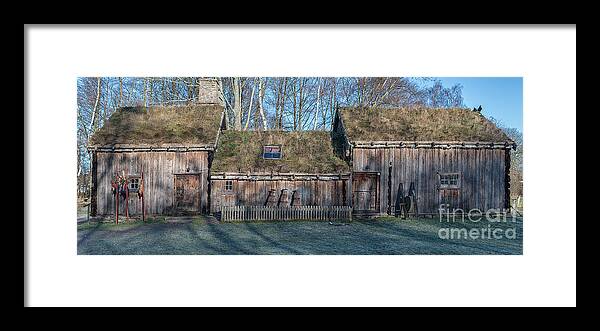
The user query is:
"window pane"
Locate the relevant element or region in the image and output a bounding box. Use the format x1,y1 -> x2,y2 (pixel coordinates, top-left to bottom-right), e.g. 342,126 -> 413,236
128,177 -> 140,191
440,173 -> 460,187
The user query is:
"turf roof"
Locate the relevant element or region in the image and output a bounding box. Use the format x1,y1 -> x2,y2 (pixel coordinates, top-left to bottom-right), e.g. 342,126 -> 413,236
211,130 -> 351,174
338,107 -> 511,142
88,104 -> 223,146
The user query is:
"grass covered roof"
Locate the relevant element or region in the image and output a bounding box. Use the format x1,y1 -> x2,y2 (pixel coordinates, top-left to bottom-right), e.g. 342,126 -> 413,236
89,104 -> 223,147
338,107 -> 511,142
211,130 -> 351,174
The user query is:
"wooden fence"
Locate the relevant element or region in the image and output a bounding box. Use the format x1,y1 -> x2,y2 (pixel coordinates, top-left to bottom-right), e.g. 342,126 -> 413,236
220,205 -> 352,222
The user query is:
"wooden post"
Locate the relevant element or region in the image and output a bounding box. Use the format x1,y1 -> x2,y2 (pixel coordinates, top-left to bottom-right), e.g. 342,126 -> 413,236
387,162 -> 392,215
115,177 -> 119,225
141,171 -> 145,223
90,151 -> 97,216
125,174 -> 129,220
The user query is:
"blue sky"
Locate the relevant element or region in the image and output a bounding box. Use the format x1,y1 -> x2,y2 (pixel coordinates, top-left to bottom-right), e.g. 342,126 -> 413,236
437,77 -> 523,132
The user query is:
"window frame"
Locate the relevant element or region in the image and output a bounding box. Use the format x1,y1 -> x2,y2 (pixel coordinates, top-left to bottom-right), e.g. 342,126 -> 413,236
224,180 -> 234,192
438,173 -> 460,189
263,145 -> 282,160
128,176 -> 141,192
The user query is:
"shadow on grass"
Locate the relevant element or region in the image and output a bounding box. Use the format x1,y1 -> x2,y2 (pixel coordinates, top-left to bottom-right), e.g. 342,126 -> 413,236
77,222 -> 102,247
243,222 -> 303,254
78,216 -> 522,255
184,223 -> 231,255
205,222 -> 253,255
355,218 -> 522,254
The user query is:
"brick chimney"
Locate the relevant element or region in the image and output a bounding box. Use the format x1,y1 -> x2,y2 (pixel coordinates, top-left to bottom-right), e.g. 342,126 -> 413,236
197,78 -> 224,106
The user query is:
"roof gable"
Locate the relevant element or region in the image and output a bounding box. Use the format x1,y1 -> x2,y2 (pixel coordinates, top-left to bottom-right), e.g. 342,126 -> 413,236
211,130 -> 350,174
338,107 -> 511,142
89,104 -> 224,147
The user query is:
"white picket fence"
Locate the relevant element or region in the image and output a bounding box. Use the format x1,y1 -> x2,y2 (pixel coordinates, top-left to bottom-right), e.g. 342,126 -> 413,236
220,205 -> 352,222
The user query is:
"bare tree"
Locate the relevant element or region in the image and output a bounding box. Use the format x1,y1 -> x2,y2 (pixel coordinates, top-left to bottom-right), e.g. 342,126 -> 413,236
313,77 -> 322,130
276,77 -> 288,129
258,77 -> 267,130
89,77 -> 101,134
328,77 -> 337,129
118,77 -> 123,107
143,77 -> 148,107
244,78 -> 257,130
218,77 -> 230,127
232,77 -> 242,130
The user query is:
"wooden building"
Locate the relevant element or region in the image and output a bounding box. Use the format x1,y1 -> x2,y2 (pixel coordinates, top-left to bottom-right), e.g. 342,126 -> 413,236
88,78 -> 515,220
332,107 -> 516,216
88,79 -> 225,216
209,130 -> 352,214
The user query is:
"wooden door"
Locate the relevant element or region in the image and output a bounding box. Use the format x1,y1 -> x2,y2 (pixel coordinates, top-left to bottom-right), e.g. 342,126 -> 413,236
352,172 -> 379,213
438,173 -> 461,212
439,189 -> 460,212
174,174 -> 200,212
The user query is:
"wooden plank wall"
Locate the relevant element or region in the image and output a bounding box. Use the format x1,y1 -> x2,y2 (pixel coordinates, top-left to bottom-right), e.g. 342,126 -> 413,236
352,148 -> 506,214
95,151 -> 209,215
210,179 -> 351,213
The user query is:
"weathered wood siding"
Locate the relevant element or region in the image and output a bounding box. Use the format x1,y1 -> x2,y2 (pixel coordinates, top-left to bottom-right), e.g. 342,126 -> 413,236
94,151 -> 209,215
210,178 -> 351,214
352,147 -> 507,215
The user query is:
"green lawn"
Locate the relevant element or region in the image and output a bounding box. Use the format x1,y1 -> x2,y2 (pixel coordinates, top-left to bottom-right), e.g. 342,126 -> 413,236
77,215 -> 522,255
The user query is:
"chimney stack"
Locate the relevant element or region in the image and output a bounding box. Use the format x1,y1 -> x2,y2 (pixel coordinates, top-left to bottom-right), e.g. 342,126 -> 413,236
197,78 -> 224,106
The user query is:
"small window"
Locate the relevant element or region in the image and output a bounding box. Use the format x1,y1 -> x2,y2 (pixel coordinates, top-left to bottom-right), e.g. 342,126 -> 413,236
263,145 -> 282,159
439,173 -> 460,188
128,177 -> 140,192
225,180 -> 233,192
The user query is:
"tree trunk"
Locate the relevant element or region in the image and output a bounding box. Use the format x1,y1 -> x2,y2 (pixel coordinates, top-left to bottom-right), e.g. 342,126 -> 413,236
118,77 -> 123,107
172,79 -> 178,101
102,79 -> 108,126
129,78 -> 135,105
373,77 -> 391,107
187,78 -> 194,102
143,77 -> 148,107
279,77 -> 287,129
297,78 -> 305,130
322,79 -> 328,128
313,78 -> 321,130
233,77 -> 242,130
244,78 -> 257,130
329,78 -> 337,129
218,78 -> 229,127
89,77 -> 101,134
292,80 -> 297,130
258,78 -> 267,130
274,78 -> 282,129
162,78 -> 166,103
77,147 -> 82,177
149,77 -> 153,105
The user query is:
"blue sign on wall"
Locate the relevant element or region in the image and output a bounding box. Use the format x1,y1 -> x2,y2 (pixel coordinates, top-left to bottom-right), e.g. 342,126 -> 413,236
263,145 -> 282,159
